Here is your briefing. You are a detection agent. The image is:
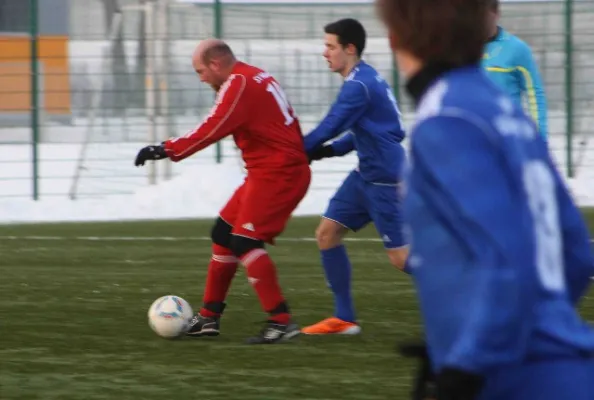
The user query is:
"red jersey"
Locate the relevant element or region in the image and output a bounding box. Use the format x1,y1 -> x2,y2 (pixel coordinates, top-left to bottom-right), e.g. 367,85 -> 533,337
163,62 -> 308,172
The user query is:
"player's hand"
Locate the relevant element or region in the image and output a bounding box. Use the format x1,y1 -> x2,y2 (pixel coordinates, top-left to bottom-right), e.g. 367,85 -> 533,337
134,144 -> 168,166
435,367 -> 484,400
398,341 -> 484,400
398,341 -> 437,400
308,145 -> 335,163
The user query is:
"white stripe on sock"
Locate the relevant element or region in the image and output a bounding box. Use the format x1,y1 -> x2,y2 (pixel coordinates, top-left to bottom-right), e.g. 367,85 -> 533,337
211,254 -> 238,264
240,248 -> 268,267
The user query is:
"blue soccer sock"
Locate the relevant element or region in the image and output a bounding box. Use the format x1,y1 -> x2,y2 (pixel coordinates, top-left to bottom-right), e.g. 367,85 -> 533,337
321,245 -> 356,323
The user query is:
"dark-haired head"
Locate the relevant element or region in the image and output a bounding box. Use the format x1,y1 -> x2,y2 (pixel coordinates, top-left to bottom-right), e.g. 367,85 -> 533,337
323,18 -> 367,77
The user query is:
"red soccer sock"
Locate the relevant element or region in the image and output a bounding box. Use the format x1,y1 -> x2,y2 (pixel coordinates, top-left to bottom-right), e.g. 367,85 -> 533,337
241,249 -> 290,324
201,244 -> 238,318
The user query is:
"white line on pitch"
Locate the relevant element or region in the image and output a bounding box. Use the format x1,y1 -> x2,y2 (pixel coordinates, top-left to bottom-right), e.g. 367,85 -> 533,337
0,236 -> 593,243
0,235 -> 384,242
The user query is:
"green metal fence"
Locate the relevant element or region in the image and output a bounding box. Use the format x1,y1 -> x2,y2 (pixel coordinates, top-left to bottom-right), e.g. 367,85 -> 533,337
0,0 -> 593,199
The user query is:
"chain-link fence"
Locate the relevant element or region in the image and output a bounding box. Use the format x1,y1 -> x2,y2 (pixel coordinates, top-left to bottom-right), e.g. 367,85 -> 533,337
1,0 -> 593,199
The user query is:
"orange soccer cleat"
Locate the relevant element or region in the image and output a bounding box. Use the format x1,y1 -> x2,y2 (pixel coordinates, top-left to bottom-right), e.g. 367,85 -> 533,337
301,317 -> 362,335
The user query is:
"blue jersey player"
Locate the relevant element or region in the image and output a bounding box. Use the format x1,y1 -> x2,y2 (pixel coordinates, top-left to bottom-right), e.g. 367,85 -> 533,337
376,0 -> 594,399
300,18 -> 409,336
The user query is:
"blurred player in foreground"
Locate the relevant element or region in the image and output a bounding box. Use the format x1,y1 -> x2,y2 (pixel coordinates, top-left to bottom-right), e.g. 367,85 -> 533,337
134,39 -> 310,344
376,0 -> 594,398
483,0 -> 548,139
301,18 -> 409,336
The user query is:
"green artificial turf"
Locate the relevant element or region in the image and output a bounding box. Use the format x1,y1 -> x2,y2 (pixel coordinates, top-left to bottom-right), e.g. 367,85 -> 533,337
1,212 -> 593,400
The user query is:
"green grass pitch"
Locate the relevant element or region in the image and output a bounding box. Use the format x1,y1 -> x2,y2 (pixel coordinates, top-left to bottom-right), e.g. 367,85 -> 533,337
1,210 -> 593,400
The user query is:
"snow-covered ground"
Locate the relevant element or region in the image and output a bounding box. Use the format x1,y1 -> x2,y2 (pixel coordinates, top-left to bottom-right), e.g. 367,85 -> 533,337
0,114 -> 592,224
0,33 -> 592,224
0,38 -> 594,223
0,114 -> 355,223
0,154 -> 352,224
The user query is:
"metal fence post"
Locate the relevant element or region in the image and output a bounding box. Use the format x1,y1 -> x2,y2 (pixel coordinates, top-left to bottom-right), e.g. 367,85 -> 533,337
30,0 -> 40,200
391,54 -> 400,105
564,0 -> 574,177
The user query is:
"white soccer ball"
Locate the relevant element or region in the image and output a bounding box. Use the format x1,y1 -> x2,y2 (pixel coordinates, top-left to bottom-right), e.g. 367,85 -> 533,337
148,295 -> 194,339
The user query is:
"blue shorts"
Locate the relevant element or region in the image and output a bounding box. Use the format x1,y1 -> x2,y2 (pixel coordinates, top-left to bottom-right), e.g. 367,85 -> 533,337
324,170 -> 405,249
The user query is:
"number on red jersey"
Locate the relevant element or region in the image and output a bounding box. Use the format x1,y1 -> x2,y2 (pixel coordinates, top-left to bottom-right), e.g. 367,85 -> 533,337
266,81 -> 296,126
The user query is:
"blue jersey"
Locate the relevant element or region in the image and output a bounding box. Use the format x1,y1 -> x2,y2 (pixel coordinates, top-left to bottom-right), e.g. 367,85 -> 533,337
403,65 -> 594,375
304,61 -> 406,184
482,27 -> 548,139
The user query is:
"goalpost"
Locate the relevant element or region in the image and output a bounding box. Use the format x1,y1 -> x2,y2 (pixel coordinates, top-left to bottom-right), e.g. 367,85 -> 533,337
69,12 -> 122,199
69,0 -> 186,198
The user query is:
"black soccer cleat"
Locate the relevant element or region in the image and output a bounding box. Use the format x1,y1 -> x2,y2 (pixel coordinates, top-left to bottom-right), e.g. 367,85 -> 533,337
186,302 -> 226,338
245,320 -> 300,344
185,313 -> 221,337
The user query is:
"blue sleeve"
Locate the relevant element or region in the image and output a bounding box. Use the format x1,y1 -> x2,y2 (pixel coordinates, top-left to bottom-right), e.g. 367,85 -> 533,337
546,153 -> 594,304
411,116 -> 534,374
517,42 -> 548,139
330,133 -> 355,156
303,80 -> 369,153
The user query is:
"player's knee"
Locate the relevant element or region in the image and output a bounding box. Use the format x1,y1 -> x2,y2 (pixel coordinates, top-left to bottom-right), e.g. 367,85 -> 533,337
210,217 -> 233,248
387,247 -> 409,270
229,235 -> 264,258
315,219 -> 347,250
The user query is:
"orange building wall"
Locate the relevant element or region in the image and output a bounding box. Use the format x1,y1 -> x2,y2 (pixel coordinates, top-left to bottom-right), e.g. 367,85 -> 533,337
0,35 -> 71,115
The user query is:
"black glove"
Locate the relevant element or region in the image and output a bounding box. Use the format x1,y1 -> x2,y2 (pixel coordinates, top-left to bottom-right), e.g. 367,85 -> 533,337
134,144 -> 168,166
308,145 -> 335,163
399,341 -> 484,400
436,368 -> 484,400
398,341 -> 437,400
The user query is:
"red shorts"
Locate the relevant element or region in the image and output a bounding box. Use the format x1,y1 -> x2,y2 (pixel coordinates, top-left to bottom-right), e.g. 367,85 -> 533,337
219,165 -> 311,244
